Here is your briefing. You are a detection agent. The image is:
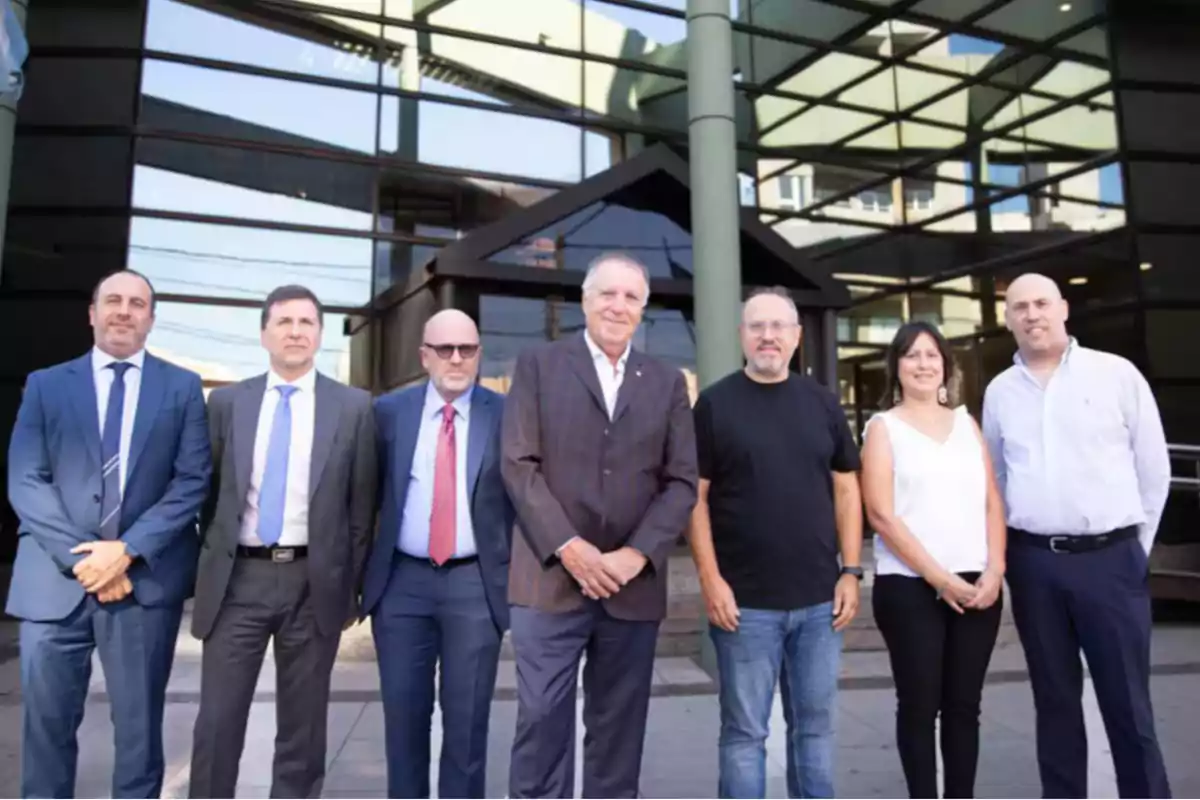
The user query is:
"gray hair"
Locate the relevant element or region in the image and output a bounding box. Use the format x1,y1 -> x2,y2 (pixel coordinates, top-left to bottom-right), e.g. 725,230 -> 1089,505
743,285 -> 799,322
581,251 -> 651,307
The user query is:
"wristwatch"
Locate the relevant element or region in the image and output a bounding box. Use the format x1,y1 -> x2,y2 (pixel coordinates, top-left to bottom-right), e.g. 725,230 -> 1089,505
841,566 -> 864,580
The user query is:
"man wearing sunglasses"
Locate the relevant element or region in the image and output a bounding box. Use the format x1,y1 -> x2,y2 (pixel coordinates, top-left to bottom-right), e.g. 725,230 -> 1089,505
363,309 -> 515,799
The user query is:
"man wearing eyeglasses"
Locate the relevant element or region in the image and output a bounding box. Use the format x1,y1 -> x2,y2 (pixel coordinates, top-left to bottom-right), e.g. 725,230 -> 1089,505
363,308 -> 515,799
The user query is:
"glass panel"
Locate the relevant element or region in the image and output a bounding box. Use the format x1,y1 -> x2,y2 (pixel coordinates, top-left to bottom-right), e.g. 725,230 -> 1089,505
129,217 -> 374,307
378,95 -> 587,182
395,0 -> 583,51
908,290 -> 983,338
140,60 -> 379,153
838,294 -> 906,346
1147,310 -> 1200,380
586,1 -> 687,50
150,301 -> 352,386
488,200 -> 693,278
977,0 -> 1098,44
133,139 -> 375,232
1139,234 -> 1200,303
145,0 -> 382,85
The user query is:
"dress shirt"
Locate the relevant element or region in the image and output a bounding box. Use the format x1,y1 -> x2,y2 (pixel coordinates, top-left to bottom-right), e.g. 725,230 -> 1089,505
93,347 -> 145,497
584,330 -> 631,420
982,339 -> 1171,554
239,368 -> 317,547
398,383 -> 477,559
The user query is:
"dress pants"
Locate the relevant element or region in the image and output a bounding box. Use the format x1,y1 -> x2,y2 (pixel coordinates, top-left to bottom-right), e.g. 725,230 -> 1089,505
20,595 -> 183,798
188,557 -> 341,799
508,603 -> 659,799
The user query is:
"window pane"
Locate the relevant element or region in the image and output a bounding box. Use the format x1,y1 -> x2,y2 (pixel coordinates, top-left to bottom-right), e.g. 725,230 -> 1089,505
151,302 -> 352,386
141,59 -> 378,153
129,217 -> 373,307
133,139 -> 375,232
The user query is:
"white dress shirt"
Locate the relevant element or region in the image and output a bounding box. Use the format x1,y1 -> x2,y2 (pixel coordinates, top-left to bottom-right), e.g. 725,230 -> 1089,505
982,339 -> 1171,554
398,383 -> 477,559
584,330 -> 631,420
239,368 -> 317,547
93,347 -> 145,496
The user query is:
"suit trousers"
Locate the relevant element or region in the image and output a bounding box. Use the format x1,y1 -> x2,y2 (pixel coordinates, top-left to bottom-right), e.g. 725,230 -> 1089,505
188,557 -> 341,799
20,595 -> 183,799
372,553 -> 502,799
1008,535 -> 1170,799
508,603 -> 659,799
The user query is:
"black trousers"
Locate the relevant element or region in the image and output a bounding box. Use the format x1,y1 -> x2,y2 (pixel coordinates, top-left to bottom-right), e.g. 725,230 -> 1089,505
873,573 -> 1002,799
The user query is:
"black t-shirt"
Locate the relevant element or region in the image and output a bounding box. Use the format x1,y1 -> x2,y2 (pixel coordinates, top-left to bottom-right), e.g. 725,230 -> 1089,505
694,370 -> 861,611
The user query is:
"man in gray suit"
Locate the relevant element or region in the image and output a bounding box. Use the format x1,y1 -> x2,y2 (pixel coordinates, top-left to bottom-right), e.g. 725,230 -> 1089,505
502,252 -> 699,798
187,285 -> 378,798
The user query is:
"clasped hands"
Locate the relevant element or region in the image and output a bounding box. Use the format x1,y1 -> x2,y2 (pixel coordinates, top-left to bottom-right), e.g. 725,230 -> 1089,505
559,538 -> 647,600
936,566 -> 1003,613
70,540 -> 134,604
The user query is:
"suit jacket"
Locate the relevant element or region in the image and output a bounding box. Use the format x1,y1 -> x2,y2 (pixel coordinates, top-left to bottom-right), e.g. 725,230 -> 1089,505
363,381 -> 515,632
191,372 -> 378,640
5,352 -> 211,622
501,334 -> 698,621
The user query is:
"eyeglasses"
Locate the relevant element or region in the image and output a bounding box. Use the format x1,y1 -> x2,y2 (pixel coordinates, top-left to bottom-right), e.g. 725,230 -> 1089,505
424,342 -> 480,359
745,320 -> 798,336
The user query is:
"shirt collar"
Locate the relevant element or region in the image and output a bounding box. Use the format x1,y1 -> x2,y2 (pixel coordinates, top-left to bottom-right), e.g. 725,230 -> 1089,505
1013,336 -> 1078,368
266,367 -> 317,394
92,346 -> 146,373
424,381 -> 473,420
584,330 -> 631,371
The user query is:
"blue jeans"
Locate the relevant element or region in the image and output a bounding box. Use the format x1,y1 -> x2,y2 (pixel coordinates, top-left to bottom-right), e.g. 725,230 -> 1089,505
710,602 -> 842,799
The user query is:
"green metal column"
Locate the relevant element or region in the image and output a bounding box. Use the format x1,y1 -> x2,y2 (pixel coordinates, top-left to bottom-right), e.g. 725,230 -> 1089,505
0,0 -> 29,282
687,0 -> 743,389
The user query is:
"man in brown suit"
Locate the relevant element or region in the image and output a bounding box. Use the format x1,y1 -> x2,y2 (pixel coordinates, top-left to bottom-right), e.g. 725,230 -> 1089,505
501,252 -> 699,799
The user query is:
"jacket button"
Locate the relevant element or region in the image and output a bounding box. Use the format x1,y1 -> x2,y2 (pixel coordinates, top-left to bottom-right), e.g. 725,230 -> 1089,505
93,494 -> 101,504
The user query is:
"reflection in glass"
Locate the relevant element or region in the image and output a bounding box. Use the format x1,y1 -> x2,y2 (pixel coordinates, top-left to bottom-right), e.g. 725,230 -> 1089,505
489,201 -> 693,278
150,302 -> 351,386
129,217 -> 373,307
141,60 -> 379,153
132,141 -> 375,232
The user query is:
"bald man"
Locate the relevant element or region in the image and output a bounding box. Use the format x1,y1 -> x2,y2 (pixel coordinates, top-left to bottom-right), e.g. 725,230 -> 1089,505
982,273 -> 1171,798
363,309 -> 515,798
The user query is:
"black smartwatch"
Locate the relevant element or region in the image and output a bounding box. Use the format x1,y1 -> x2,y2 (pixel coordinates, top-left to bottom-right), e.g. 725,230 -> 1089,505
841,566 -> 864,580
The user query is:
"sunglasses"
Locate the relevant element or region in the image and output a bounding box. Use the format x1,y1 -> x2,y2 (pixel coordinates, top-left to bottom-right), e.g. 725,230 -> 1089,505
424,342 -> 480,359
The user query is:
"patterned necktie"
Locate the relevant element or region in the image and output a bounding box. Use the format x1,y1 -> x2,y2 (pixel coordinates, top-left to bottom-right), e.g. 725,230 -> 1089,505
258,384 -> 298,547
429,403 -> 456,565
99,362 -> 133,540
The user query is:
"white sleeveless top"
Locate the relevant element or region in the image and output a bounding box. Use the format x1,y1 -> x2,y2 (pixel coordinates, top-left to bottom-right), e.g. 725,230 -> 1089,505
866,406 -> 989,578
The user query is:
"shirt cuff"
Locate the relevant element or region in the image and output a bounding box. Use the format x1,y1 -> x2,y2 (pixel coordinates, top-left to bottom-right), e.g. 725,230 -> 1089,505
556,536 -> 579,557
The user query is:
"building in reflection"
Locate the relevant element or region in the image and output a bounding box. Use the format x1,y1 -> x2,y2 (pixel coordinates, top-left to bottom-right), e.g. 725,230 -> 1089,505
2,0 -> 1200,590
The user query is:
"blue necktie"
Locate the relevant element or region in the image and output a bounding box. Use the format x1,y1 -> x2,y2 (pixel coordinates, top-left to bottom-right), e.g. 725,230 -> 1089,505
258,385 -> 298,547
100,362 -> 132,540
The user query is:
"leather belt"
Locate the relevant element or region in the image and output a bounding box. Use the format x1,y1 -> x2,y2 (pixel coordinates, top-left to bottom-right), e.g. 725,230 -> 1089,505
1008,526 -> 1137,554
236,545 -> 308,563
399,552 -> 479,569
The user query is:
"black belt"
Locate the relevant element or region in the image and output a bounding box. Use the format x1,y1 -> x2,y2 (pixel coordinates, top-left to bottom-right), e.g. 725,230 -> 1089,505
237,545 -> 308,563
1008,526 -> 1137,554
398,551 -> 479,569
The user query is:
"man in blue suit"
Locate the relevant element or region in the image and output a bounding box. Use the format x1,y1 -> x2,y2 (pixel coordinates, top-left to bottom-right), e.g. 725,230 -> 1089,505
363,308 -> 515,799
6,269 -> 211,798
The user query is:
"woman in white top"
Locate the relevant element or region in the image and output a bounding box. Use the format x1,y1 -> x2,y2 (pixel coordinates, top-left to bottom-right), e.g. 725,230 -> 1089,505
861,321 -> 1006,800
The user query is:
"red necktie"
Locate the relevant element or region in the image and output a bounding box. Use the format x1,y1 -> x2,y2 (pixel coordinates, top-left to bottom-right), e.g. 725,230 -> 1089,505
429,403 -> 456,565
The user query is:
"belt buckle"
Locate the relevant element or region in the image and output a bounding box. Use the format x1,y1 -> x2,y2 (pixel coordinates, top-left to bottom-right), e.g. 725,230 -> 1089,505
1048,536 -> 1070,554
271,548 -> 295,564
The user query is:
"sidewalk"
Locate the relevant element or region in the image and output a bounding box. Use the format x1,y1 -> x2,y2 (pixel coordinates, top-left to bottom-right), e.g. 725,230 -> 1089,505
0,615 -> 1197,797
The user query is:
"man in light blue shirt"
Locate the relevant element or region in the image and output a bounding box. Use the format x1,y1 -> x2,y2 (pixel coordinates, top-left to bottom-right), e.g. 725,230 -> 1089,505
363,309 -> 515,798
982,273 -> 1171,799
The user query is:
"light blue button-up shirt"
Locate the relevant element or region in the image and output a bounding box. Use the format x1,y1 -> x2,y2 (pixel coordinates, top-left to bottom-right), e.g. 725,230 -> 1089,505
398,383 -> 476,559
982,339 -> 1171,554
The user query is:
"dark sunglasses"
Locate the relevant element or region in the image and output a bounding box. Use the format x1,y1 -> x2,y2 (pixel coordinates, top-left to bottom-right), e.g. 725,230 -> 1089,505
424,342 -> 480,359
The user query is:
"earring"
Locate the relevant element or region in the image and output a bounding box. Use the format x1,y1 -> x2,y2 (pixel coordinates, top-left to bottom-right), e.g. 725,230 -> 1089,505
937,385 -> 949,405
892,386 -> 902,405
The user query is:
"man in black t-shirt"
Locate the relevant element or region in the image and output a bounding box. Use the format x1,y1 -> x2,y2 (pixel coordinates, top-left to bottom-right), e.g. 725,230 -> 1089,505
688,287 -> 863,799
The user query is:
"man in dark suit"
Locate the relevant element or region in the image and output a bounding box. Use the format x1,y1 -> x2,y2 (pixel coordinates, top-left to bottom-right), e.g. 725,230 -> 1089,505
187,285 -> 378,798
6,268 -> 211,798
363,308 -> 515,799
501,252 -> 699,798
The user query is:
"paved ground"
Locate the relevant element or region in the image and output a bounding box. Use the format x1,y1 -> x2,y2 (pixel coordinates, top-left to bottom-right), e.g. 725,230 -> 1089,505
0,614 -> 1197,798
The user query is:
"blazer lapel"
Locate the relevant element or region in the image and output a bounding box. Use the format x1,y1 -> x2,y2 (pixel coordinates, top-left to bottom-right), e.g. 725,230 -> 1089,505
466,388 -> 491,497
612,350 -> 646,422
392,387 -> 424,513
567,334 -> 607,416
68,355 -> 101,472
233,375 -> 267,504
309,375 -> 342,498
126,355 -> 165,483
